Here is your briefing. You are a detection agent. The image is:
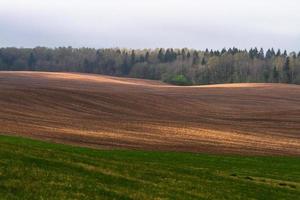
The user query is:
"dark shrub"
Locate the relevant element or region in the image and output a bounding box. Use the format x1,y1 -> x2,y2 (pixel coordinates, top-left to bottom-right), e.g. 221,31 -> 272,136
165,74 -> 192,86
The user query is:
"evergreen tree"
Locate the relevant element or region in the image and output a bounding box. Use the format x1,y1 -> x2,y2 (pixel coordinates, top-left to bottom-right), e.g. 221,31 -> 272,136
122,53 -> 130,75
164,49 -> 171,62
249,48 -> 259,59
266,49 -> 273,59
204,48 -> 209,56
270,48 -> 275,57
158,48 -> 164,62
192,51 -> 199,65
181,49 -> 186,60
221,48 -> 227,55
170,49 -> 177,61
276,49 -> 281,57
258,48 -> 264,59
253,48 -> 259,58
145,51 -> 150,62
283,57 -> 291,83
187,51 -> 191,59
249,48 -> 254,59
131,50 -> 136,65
232,47 -> 238,55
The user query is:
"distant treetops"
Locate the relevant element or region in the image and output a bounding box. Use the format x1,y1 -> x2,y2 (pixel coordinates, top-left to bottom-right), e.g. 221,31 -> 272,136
0,47 -> 299,85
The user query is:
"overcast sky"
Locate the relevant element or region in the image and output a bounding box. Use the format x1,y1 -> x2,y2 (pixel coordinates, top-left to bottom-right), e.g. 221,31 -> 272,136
1,0 -> 300,51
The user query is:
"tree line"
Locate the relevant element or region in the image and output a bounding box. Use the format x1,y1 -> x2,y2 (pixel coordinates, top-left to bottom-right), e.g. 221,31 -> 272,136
1,47 -> 300,85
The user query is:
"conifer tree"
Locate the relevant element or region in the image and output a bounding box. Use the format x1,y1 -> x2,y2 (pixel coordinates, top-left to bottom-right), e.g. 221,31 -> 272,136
283,57 -> 291,83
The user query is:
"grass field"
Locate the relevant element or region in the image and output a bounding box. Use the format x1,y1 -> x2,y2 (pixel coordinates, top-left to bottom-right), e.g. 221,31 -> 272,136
0,135 -> 299,200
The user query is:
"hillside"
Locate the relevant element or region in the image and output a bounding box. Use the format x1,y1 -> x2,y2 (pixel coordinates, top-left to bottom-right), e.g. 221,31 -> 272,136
0,71 -> 300,155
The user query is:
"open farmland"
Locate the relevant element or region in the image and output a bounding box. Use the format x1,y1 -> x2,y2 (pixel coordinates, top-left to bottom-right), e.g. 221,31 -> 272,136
0,71 -> 300,155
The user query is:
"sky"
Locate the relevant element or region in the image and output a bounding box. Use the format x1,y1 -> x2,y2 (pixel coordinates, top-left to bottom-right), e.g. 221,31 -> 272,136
0,0 -> 300,51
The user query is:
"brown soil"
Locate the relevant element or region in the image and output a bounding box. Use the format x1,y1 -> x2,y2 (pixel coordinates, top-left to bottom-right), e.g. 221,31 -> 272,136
0,71 -> 300,155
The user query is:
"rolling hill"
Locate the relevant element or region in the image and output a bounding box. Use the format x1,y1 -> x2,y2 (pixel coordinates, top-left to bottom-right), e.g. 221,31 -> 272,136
0,71 -> 300,155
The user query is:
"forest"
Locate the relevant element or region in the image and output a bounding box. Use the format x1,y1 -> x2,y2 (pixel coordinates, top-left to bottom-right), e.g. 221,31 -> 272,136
0,47 -> 299,85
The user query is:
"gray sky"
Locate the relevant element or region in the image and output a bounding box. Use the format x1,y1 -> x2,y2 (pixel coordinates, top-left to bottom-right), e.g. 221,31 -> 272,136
1,0 -> 300,51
